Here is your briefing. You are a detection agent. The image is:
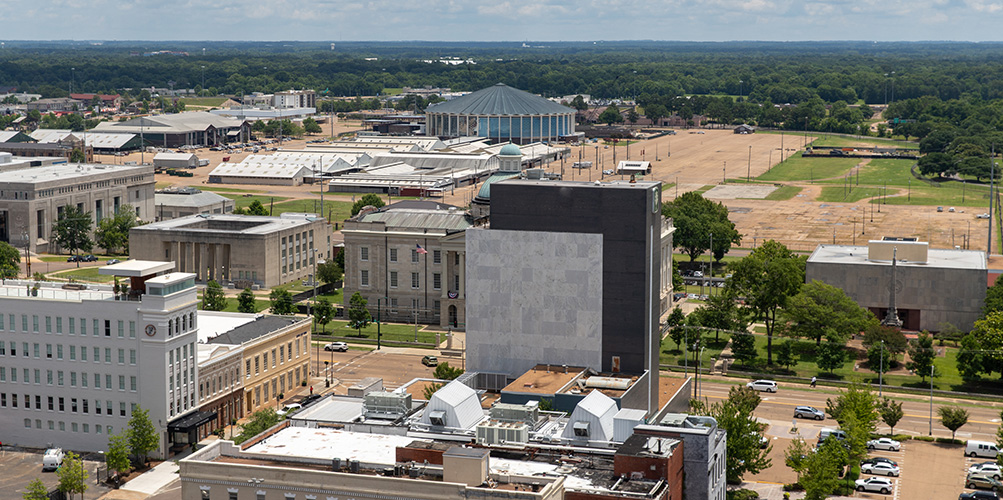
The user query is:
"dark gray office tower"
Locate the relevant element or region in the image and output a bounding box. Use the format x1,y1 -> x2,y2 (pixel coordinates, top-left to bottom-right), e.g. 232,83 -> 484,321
466,178 -> 666,414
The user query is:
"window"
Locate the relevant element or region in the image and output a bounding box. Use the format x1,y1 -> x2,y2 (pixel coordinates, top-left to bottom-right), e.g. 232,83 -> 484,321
262,352 -> 268,371
105,374 -> 111,389
411,272 -> 420,289
117,320 -> 124,338
120,402 -> 126,416
104,320 -> 111,337
45,316 -> 51,333
105,348 -> 111,363
130,350 -> 136,365
119,375 -> 125,391
254,357 -> 260,374
118,349 -> 125,364
69,345 -> 75,360
246,360 -> 251,378
130,376 -> 137,391
433,273 -> 441,290
56,317 -> 62,334
80,318 -> 86,335
94,373 -> 100,388
411,248 -> 419,263
390,271 -> 398,288
57,345 -> 63,360
46,344 -> 52,359
390,298 -> 398,314
433,250 -> 441,264
81,346 -> 87,361
360,247 -> 369,261
58,397 -> 64,412
32,315 -> 38,332
390,248 -> 398,262
360,270 -> 369,287
81,373 -> 87,388
129,321 -> 136,339
69,318 -> 74,335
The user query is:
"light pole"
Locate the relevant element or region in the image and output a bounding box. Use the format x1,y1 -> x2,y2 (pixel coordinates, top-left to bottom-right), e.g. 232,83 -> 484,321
879,340 -> 884,397
747,145 -> 752,182
324,360 -> 330,387
929,364 -> 934,435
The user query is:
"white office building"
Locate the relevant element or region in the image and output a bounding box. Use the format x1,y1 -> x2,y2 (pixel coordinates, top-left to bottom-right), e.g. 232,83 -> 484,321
0,260 -> 203,457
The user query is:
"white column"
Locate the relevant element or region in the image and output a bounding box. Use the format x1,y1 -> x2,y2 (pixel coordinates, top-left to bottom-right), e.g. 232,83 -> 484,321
458,252 -> 465,298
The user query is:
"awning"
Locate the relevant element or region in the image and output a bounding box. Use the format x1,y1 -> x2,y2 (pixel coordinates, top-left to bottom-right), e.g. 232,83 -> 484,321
168,410 -> 218,432
227,131 -> 240,137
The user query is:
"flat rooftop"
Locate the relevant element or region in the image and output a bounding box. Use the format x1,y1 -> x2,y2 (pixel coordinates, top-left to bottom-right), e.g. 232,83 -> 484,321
132,213 -> 322,234
503,365 -> 586,395
808,244 -> 987,270
0,163 -> 149,183
498,178 -> 661,190
0,280 -> 113,301
99,260 -> 174,277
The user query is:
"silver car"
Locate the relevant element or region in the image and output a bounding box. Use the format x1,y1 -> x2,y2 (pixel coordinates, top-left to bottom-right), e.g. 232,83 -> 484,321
794,406 -> 825,420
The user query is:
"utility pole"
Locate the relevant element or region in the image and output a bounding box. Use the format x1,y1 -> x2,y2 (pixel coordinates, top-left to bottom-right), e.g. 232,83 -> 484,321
747,145 -> 752,182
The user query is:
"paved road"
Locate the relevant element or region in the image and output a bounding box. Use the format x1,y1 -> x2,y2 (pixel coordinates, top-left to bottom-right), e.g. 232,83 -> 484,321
309,345 -> 445,394
696,378 -> 1003,441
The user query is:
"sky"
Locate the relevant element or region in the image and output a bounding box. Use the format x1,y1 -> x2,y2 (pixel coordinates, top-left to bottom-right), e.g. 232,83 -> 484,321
4,0 -> 1003,41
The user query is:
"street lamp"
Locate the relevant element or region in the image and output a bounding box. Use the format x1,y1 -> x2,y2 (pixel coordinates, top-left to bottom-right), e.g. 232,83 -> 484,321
929,364 -> 934,435
879,340 -> 884,397
324,360 -> 330,387
201,66 -> 205,95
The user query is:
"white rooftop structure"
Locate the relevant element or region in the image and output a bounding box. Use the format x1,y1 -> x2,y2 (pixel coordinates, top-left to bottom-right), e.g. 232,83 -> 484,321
210,107 -> 316,120
807,242 -> 987,270
561,390 -> 618,443
98,259 -> 175,277
208,161 -> 312,182
0,163 -> 149,184
247,426 -> 421,465
30,129 -> 140,150
196,311 -> 259,343
419,380 -> 485,430
154,190 -> 230,208
352,136 -> 445,152
93,112 -> 245,134
369,151 -> 498,171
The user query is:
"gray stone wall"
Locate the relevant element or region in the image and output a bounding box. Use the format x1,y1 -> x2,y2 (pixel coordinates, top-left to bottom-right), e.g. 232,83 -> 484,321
466,228 -> 603,377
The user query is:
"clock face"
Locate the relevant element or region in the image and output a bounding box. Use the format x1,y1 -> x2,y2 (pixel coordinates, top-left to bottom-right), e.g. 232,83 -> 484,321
145,324 -> 156,337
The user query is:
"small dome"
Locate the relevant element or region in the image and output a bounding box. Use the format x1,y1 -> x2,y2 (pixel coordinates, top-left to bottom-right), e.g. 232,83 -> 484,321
499,143 -> 522,156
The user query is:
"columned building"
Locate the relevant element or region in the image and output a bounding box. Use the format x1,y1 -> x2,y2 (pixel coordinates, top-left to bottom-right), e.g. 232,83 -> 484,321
425,84 -> 576,145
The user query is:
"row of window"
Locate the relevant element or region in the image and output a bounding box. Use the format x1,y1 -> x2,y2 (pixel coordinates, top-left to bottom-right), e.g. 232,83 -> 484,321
281,230 -> 315,275
361,246 -> 442,264
362,270 -> 456,291
3,392 -> 134,418
203,486 -> 322,500
0,367 -> 138,391
0,314 -> 136,337
23,418 -> 114,436
245,339 -> 307,379
381,298 -> 442,316
169,389 -> 196,418
0,342 -> 137,364
248,366 -> 305,409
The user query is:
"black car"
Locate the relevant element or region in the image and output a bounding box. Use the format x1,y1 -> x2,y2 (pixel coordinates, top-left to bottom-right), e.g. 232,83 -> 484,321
861,457 -> 898,468
961,491 -> 1000,500
82,254 -> 98,262
67,255 -> 81,262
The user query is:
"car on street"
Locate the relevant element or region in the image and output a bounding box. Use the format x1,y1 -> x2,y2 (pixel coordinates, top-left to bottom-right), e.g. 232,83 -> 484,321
867,437 -> 901,451
960,491 -> 999,500
855,477 -> 893,494
967,473 -> 1003,491
861,462 -> 900,477
978,213 -> 991,219
861,457 -> 898,468
746,380 -> 778,393
42,448 -> 64,471
276,403 -> 302,416
324,342 -> 348,352
82,254 -> 98,262
106,259 -> 121,265
970,463 -> 1003,479
421,355 -> 438,367
794,406 -> 825,420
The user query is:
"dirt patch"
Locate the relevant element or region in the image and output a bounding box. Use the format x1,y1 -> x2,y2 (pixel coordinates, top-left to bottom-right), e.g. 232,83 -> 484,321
705,184 -> 778,200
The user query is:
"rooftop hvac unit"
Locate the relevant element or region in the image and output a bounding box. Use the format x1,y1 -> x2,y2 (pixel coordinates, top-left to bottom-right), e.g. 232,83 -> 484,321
350,460 -> 360,473
364,391 -> 412,419
489,403 -> 539,425
428,410 -> 447,427
584,376 -> 632,390
476,420 -> 529,445
573,421 -> 590,438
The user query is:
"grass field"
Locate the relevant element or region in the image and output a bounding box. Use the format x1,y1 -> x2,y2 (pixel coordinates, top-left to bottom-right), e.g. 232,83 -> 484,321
763,185 -> 802,200
882,183 -> 991,207
816,158 -> 916,187
757,153 -> 860,182
807,135 -> 917,148
316,320 -> 439,345
47,267 -> 115,283
201,186 -> 265,194
179,97 -> 228,107
816,186 -> 901,203
270,199 -> 353,221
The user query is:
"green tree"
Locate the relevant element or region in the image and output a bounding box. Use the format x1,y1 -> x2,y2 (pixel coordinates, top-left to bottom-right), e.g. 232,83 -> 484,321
22,479 -> 48,500
861,324 -> 908,360
422,382 -> 443,400
938,406 -> 969,440
269,288 -> 296,315
235,409 -> 281,444
784,280 -> 873,345
433,361 -> 464,380
728,240 -> 804,364
995,410 -> 1003,465
826,382 -> 879,435
106,431 -> 132,478
0,241 -> 20,278
237,288 -> 257,313
815,341 -> 846,374
598,104 -> 623,125
347,291 -> 371,334
801,437 -> 846,500
54,205 -> 94,262
878,398 -> 904,435
202,280 -> 228,311
671,258 -> 684,291
350,193 -> 385,217
645,103 -> 669,125
775,339 -> 800,371
690,291 -> 747,342
866,343 -> 890,375
907,332 -> 937,381
783,437 -> 812,480
664,307 -> 686,350
312,297 -> 334,334
983,277 -> 1003,318
730,332 -> 758,366
94,204 -> 139,255
317,259 -> 343,284
662,191 -> 741,262
570,95 -> 588,111
128,405 -> 159,465
709,387 -> 771,483
626,109 -> 639,125
961,311 -> 1003,379
56,452 -> 88,500
303,117 -> 322,134
69,148 -> 85,163
246,200 -> 269,216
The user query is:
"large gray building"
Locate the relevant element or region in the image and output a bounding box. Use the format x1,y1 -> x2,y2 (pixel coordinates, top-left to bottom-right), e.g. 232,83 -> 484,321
0,163 -> 155,253
466,179 -> 673,416
425,83 -> 576,144
806,240 -> 987,331
129,214 -> 333,288
154,188 -> 234,222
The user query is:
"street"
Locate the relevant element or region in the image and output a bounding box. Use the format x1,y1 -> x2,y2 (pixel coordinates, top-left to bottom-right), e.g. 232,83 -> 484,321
309,344 -> 444,394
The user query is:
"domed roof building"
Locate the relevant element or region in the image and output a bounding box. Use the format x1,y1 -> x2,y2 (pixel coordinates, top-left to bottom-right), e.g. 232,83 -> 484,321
425,83 -> 576,145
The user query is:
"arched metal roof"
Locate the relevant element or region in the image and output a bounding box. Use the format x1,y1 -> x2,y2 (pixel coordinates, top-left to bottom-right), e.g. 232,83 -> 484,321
426,83 -> 575,116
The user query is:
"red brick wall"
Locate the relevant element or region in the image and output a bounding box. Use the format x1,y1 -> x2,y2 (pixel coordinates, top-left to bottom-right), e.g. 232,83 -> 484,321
395,446 -> 445,465
611,441 -> 684,500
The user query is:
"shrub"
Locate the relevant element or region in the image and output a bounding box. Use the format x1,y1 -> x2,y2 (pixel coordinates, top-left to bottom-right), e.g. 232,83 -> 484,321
783,483 -> 804,491
914,436 -> 935,442
726,489 -> 759,500
935,437 -> 964,445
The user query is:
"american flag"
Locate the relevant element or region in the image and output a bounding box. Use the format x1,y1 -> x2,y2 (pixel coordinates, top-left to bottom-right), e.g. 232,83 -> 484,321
416,243 -> 428,255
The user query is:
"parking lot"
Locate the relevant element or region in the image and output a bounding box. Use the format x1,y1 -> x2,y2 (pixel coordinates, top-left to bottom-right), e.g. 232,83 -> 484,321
853,440 -> 966,499
0,449 -> 110,500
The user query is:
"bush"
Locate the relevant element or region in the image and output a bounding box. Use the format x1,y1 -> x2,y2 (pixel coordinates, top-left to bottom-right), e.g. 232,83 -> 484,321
914,435 -> 935,442
783,483 -> 804,491
935,437 -> 964,445
726,489 -> 759,500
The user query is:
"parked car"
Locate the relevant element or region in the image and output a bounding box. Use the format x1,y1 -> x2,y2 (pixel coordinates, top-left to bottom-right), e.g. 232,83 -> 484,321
867,437 -> 901,451
67,255 -> 81,262
106,259 -> 121,265
421,355 -> 438,367
861,462 -> 900,477
960,491 -> 999,500
42,448 -> 64,471
692,271 -> 704,278
978,213 -> 991,219
967,473 -> 1003,491
967,441 -> 1003,458
746,380 -> 778,393
82,254 -> 98,262
276,403 -> 302,416
794,406 -> 825,420
855,477 -> 893,494
970,463 -> 1003,479
861,457 -> 898,468
324,342 -> 348,352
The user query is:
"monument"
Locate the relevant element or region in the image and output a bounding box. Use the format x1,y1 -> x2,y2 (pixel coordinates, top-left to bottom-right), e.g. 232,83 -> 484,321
880,247 -> 903,328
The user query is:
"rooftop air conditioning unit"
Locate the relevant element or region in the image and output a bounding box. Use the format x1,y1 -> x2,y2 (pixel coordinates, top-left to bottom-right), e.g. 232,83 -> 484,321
573,421 -> 590,438
429,410 -> 447,427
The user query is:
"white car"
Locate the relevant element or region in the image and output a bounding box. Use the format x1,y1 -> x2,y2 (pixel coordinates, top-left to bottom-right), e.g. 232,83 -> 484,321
746,380 -> 778,393
324,342 -> 348,352
970,463 -> 1003,479
977,213 -> 991,219
861,462 -> 900,477
855,477 -> 893,494
867,437 -> 901,451
276,403 -> 302,416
